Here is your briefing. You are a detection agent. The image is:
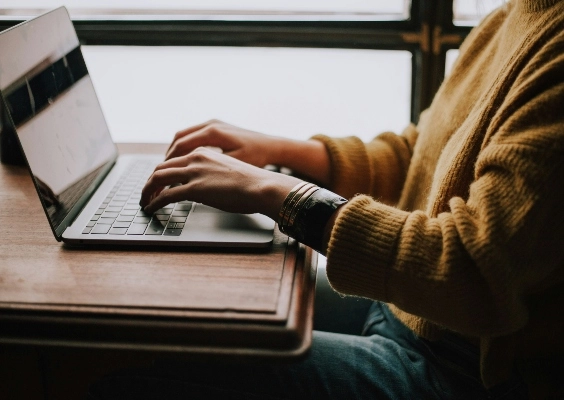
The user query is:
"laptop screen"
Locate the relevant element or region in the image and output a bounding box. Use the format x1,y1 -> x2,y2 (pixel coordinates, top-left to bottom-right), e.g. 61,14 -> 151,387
0,7 -> 117,237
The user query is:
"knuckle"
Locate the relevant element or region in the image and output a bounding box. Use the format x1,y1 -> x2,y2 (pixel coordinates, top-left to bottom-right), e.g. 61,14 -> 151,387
206,126 -> 219,140
152,169 -> 167,180
191,147 -> 208,158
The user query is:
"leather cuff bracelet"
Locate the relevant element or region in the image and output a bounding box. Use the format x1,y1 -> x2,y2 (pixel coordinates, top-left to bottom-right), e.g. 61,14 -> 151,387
278,184 -> 347,253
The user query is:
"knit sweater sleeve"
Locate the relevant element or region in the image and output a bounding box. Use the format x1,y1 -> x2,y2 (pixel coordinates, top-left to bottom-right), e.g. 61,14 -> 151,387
325,42 -> 564,337
310,121 -> 419,204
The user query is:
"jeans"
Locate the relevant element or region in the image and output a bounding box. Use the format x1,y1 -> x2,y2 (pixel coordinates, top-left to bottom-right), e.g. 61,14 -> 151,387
88,265 -> 528,400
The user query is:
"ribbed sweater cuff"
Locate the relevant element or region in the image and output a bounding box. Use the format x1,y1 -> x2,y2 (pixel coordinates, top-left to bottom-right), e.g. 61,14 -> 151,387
310,134 -> 371,199
325,195 -> 409,300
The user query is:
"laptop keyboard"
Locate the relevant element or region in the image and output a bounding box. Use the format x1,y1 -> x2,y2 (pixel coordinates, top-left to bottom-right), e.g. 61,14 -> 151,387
81,160 -> 192,236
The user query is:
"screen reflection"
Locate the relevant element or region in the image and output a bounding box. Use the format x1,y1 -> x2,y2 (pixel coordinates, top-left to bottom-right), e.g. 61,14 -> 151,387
0,8 -> 117,234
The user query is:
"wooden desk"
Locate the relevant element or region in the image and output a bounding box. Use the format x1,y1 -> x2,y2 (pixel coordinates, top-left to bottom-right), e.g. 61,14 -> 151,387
0,143 -> 316,358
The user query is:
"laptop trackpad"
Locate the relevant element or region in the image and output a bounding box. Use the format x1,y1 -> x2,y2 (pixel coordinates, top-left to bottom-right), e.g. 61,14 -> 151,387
188,203 -> 274,232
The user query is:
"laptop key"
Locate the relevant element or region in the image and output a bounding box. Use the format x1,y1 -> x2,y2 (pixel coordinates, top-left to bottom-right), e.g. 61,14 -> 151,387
101,211 -> 119,218
91,224 -> 111,234
109,227 -> 128,235
174,203 -> 193,211
171,210 -> 189,217
120,209 -> 137,216
112,221 -> 131,228
97,217 -> 116,224
116,215 -> 134,222
127,223 -> 148,235
170,216 -> 187,223
145,220 -> 165,235
163,228 -> 182,236
133,216 -> 151,224
82,227 -> 92,234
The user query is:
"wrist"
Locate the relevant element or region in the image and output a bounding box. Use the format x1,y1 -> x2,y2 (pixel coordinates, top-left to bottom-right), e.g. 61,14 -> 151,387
278,186 -> 348,254
269,136 -> 300,166
257,173 -> 303,221
269,138 -> 330,186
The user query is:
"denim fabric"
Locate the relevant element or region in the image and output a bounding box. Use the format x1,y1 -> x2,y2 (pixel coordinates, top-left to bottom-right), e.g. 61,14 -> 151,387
88,268 -> 529,400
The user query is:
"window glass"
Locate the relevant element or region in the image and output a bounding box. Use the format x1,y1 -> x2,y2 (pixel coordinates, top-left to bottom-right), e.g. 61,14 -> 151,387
81,46 -> 411,143
445,49 -> 460,77
453,0 -> 504,26
1,0 -> 409,21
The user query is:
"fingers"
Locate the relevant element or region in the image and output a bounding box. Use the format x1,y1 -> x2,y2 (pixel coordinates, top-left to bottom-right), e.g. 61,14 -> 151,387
140,166 -> 191,210
166,120 -> 224,160
169,119 -> 218,147
142,185 -> 190,215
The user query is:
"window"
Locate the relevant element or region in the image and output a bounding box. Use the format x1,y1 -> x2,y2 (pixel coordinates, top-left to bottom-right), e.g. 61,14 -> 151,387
453,0 -> 504,26
83,46 -> 411,143
445,49 -> 460,77
1,1 -> 409,21
441,0 -> 503,80
1,1 -> 421,143
5,1 -> 494,142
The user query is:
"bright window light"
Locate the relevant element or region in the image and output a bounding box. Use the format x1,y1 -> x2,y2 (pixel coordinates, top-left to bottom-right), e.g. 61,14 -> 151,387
81,46 -> 412,143
1,1 -> 409,21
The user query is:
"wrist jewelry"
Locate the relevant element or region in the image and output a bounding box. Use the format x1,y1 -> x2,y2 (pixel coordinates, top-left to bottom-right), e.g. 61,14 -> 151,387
278,182 -> 315,230
278,183 -> 347,252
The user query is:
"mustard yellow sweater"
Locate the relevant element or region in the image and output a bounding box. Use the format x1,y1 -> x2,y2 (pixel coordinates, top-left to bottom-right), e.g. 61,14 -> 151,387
314,0 -> 564,388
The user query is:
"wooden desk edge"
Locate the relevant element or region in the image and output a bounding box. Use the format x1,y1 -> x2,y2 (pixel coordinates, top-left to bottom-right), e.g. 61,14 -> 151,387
0,244 -> 317,359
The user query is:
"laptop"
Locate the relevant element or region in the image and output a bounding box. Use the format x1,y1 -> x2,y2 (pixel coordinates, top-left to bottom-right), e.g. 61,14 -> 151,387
0,7 -> 275,248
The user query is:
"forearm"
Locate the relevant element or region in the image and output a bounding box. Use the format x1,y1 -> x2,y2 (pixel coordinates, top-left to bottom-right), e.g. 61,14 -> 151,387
269,137 -> 331,187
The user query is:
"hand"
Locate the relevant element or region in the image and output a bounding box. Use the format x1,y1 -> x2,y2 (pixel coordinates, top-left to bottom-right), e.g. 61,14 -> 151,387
140,147 -> 302,220
166,120 -> 281,168
166,120 -> 332,186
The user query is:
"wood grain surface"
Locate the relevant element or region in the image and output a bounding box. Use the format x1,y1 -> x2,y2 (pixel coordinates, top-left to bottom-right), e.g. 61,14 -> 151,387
0,143 -> 316,356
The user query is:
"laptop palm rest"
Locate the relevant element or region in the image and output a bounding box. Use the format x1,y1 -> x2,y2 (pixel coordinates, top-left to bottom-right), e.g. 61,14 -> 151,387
183,204 -> 275,245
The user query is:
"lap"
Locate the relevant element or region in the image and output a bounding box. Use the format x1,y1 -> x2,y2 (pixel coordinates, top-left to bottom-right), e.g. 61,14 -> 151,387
88,331 -> 439,400
88,266 -> 525,399
313,262 -> 373,335
88,302 -> 486,400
